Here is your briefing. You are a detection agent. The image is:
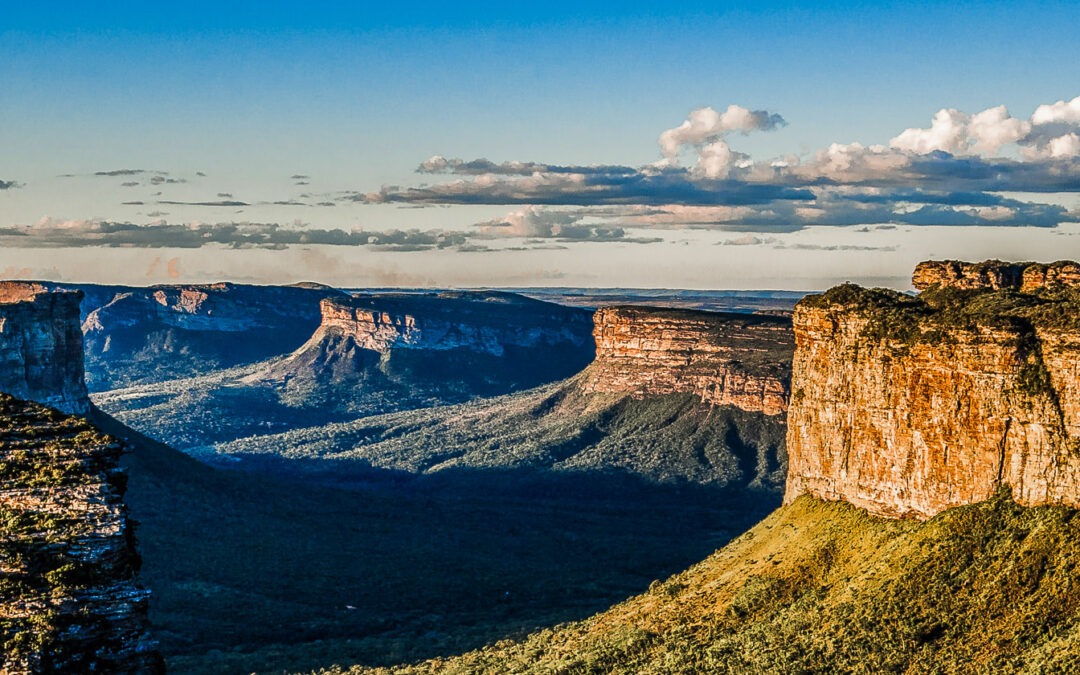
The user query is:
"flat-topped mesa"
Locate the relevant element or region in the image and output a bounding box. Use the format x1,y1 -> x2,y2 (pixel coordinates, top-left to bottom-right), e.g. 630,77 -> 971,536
0,282 -> 89,415
313,291 -> 594,356
578,306 -> 793,415
786,262 -> 1080,520
912,259 -> 1080,293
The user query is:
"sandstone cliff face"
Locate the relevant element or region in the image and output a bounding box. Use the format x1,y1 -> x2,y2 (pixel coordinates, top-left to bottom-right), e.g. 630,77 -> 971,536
0,394 -> 162,673
785,273 -> 1080,520
0,282 -> 89,415
313,291 -> 592,356
579,307 -> 792,415
912,259 -> 1080,293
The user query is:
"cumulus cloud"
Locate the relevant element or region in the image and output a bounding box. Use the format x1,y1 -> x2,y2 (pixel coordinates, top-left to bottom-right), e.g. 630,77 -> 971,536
658,105 -> 786,179
659,105 -> 786,157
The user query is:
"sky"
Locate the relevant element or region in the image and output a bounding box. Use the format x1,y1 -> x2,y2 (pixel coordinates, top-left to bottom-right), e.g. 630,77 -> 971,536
2,1 -> 1079,289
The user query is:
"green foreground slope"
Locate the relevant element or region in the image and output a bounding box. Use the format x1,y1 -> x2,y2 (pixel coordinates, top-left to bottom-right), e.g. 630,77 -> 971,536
338,494 -> 1080,674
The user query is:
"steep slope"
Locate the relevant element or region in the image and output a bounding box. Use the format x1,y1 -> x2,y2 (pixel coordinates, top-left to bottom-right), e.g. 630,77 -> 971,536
216,307 -> 792,489
345,494 -> 1080,674
94,291 -> 595,452
249,290 -> 595,405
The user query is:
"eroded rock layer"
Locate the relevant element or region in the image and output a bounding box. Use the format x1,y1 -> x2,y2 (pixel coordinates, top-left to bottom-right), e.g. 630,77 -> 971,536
579,307 -> 793,415
912,259 -> 1080,293
0,282 -> 89,415
785,268 -> 1080,520
0,394 -> 162,673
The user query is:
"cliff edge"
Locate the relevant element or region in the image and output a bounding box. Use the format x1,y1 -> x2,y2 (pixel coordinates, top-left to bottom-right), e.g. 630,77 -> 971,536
786,260 -> 1080,519
579,306 -> 791,415
0,282 -> 89,415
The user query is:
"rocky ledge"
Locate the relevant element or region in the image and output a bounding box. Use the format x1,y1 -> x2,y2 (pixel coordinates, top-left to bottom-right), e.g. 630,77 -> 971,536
786,260 -> 1080,519
912,259 -> 1080,293
578,306 -> 793,415
0,282 -> 89,415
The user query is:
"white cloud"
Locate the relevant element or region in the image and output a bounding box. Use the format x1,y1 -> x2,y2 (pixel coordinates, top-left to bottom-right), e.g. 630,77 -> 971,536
890,108 -> 972,155
1032,95 -> 1080,125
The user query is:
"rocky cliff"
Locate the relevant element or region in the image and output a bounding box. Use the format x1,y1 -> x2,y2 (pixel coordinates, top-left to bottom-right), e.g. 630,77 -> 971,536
912,259 -> 1080,293
255,290 -> 595,399
579,307 -> 792,415
786,261 -> 1080,519
78,282 -> 341,390
0,282 -> 90,415
0,396 -> 162,672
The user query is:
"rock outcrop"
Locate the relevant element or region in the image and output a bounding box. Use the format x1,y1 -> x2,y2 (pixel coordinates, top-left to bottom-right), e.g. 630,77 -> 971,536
912,259 -> 1080,293
0,282 -> 90,415
0,396 -> 162,672
786,262 -> 1080,519
579,307 -> 792,415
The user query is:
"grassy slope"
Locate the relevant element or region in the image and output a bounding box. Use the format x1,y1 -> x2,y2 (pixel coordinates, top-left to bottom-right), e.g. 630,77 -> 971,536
336,494 -> 1080,674
90,410 -> 772,674
216,380 -> 788,491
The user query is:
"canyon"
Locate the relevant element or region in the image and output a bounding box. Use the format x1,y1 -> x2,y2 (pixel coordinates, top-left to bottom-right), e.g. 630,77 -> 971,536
217,304 -> 793,489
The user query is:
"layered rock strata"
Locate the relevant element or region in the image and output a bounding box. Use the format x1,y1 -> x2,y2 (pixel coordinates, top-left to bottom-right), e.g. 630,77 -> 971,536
0,282 -> 89,415
579,306 -> 793,415
786,263 -> 1080,519
0,394 -> 162,673
310,291 -> 593,356
912,259 -> 1080,293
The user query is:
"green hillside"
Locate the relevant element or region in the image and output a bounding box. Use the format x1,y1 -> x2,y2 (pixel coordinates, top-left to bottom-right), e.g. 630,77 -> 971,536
333,494 -> 1080,674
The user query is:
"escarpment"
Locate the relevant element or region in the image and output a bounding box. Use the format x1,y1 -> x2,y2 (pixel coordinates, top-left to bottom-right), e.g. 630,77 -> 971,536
0,282 -> 90,415
786,260 -> 1080,519
79,281 -> 341,390
579,306 -> 792,415
912,259 -> 1080,293
257,291 -> 595,397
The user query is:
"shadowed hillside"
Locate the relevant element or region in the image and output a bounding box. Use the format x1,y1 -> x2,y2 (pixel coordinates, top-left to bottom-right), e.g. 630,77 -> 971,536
334,494 -> 1080,674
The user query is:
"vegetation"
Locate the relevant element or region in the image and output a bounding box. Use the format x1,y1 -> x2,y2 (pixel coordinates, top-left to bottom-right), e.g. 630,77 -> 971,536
324,493 -> 1080,674
0,395 -> 133,664
97,409 -> 777,673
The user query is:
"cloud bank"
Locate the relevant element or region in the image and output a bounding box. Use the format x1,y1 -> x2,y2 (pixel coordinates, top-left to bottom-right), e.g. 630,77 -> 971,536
350,95 -> 1080,235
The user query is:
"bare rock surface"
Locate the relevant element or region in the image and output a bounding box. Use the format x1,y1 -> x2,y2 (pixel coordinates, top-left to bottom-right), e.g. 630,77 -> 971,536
0,282 -> 89,415
786,262 -> 1080,519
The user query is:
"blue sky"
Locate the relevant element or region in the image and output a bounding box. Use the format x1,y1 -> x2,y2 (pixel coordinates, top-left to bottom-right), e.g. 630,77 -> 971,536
1,1 -> 1079,288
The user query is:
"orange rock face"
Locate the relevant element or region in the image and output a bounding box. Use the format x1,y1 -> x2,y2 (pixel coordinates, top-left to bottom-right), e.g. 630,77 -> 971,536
785,280 -> 1080,520
912,259 -> 1080,293
579,307 -> 793,415
911,259 -> 1027,291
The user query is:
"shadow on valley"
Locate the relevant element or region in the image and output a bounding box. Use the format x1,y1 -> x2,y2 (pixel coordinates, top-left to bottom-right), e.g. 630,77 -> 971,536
96,411 -> 777,674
